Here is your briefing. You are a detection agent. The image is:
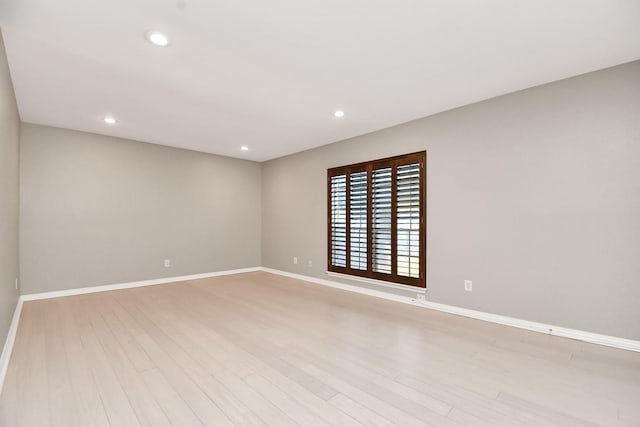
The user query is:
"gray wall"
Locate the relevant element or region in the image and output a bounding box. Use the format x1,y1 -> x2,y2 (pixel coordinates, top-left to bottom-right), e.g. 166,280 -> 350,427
12,58 -> 640,340
0,30 -> 20,346
262,61 -> 640,341
20,124 -> 262,294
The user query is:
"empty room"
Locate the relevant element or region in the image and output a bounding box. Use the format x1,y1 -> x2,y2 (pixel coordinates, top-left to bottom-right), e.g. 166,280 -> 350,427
1,1 -> 639,426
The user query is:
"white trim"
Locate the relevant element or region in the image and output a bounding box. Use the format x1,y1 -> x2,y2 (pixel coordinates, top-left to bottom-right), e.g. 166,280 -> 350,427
418,299 -> 640,353
326,271 -> 426,294
261,267 -> 640,353
261,267 -> 417,305
0,297 -> 23,395
21,267 -> 261,301
4,264 -> 638,396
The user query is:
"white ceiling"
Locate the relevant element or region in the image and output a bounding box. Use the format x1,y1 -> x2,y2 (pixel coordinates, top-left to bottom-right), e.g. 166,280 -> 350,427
1,1 -> 639,161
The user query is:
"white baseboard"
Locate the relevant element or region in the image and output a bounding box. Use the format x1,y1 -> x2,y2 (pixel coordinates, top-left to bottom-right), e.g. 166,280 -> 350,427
261,267 -> 416,304
326,270 -> 426,294
417,299 -> 640,352
260,267 -> 640,353
20,267 -> 262,301
0,297 -> 23,395
3,264 -> 637,397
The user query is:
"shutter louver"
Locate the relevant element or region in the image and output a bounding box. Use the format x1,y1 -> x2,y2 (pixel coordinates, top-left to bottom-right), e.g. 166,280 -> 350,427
349,171 -> 367,270
396,162 -> 421,278
330,174 -> 347,267
372,167 -> 392,275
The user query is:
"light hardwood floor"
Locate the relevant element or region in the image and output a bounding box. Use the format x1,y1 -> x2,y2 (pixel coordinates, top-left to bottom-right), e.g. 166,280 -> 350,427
1,271 -> 639,426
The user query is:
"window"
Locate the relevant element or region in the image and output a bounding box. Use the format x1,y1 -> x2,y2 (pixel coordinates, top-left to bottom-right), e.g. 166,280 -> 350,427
328,151 -> 426,288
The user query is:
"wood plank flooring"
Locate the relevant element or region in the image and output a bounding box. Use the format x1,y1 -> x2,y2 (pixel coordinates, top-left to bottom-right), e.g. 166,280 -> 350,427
1,271 -> 639,426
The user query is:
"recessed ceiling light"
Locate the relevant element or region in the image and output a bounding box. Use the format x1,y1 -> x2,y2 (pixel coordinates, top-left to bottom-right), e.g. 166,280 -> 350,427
334,110 -> 345,118
241,146 -> 249,151
145,31 -> 169,47
103,116 -> 117,125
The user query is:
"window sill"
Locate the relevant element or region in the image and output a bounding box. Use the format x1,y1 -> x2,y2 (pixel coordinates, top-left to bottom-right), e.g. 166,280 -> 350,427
326,271 -> 426,294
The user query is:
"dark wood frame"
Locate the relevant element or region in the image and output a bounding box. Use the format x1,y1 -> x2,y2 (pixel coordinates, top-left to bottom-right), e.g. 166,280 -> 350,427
327,151 -> 426,288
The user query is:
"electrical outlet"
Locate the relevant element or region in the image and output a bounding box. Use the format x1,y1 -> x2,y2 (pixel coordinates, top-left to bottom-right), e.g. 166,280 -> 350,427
307,260 -> 313,268
164,259 -> 171,268
464,280 -> 472,291
15,278 -> 19,290
417,294 -> 425,301
293,256 -> 298,264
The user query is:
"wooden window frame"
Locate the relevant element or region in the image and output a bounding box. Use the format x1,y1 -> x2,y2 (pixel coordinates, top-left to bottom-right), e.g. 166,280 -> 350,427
327,151 -> 426,288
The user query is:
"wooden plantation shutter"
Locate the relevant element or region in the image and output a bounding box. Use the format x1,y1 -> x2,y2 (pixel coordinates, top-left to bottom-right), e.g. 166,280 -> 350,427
328,151 -> 426,288
329,173 -> 347,268
349,169 -> 368,270
371,164 -> 393,276
396,160 -> 421,279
